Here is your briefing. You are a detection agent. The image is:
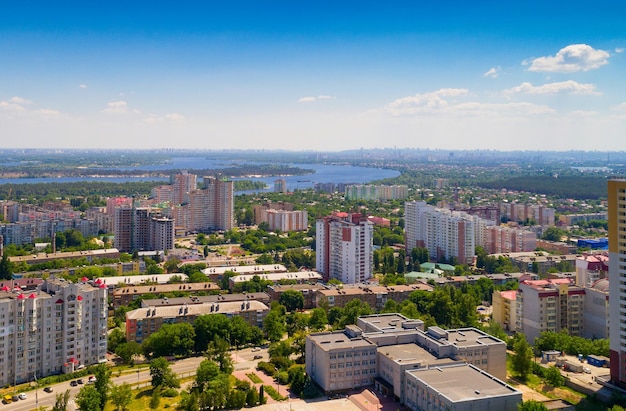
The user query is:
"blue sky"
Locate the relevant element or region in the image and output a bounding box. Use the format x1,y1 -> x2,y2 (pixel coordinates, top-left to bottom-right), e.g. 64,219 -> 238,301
1,1 -> 626,151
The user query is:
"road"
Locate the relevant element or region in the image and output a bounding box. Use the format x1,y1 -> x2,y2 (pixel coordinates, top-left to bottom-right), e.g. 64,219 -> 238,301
6,356 -> 207,411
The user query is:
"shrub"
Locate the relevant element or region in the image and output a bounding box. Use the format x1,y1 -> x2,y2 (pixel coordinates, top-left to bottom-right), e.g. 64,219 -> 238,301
256,361 -> 276,376
162,388 -> 178,397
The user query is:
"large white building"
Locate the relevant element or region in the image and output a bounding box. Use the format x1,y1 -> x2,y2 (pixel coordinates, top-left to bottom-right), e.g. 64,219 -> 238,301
0,278 -> 108,386
316,212 -> 373,283
405,201 -> 475,264
608,179 -> 626,389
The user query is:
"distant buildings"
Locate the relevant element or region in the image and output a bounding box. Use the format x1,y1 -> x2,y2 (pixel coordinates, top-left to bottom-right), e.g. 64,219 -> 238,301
344,184 -> 408,201
316,212 -> 373,283
113,207 -> 174,253
274,178 -> 287,193
500,202 -> 555,226
252,202 -> 308,232
404,201 -> 475,264
0,278 -> 107,386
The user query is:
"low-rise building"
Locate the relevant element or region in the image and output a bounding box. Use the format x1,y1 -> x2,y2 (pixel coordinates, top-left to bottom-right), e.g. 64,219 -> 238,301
305,314 -> 518,409
112,282 -> 222,308
314,284 -> 433,312
125,299 -> 269,343
266,284 -> 326,309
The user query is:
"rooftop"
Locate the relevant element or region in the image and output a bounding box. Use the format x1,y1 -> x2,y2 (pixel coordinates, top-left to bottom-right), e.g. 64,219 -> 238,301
307,330 -> 372,351
202,264 -> 287,276
378,344 -> 456,367
126,299 -> 269,321
408,364 -> 519,402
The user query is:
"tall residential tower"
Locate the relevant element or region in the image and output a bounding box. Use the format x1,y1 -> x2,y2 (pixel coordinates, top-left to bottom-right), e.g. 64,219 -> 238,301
609,179 -> 626,388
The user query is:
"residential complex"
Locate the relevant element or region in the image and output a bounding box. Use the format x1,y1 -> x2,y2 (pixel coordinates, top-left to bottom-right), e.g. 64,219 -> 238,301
316,212 -> 373,283
499,202 -> 555,226
344,184 -> 408,201
113,206 -> 174,253
404,201 -> 476,264
0,278 -> 108,386
608,179 -> 626,389
515,279 -> 585,342
305,314 -> 519,410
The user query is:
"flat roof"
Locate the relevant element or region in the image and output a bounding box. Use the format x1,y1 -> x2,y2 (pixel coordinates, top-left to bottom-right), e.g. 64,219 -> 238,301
126,299 -> 269,320
378,344 -> 456,367
141,292 -> 269,306
229,271 -> 322,283
202,264 -> 287,276
96,274 -> 189,286
358,313 -> 424,333
446,329 -> 503,347
408,364 -> 520,402
113,282 -> 220,296
308,331 -> 372,351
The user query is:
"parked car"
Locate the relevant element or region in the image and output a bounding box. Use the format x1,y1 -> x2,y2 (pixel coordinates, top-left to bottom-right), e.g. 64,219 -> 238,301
44,387 -> 53,393
252,347 -> 261,352
18,393 -> 27,400
77,379 -> 84,384
12,395 -> 19,402
70,380 -> 78,386
253,355 -> 263,360
583,367 -> 591,374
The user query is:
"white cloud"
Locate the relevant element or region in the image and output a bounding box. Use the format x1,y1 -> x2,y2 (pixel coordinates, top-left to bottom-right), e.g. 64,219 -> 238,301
34,109 -> 61,116
524,44 -> 610,72
165,113 -> 184,121
385,88 -> 469,115
614,102 -> 626,112
0,96 -> 33,111
145,113 -> 185,124
298,95 -> 336,103
616,48 -> 625,53
102,101 -> 129,114
483,67 -> 500,78
384,88 -> 554,117
79,84 -> 87,89
503,80 -> 600,97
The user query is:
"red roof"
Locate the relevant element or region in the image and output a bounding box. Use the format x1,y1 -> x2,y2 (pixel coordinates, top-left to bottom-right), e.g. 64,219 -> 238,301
94,279 -> 103,284
56,298 -> 64,304
17,294 -> 25,299
99,284 -> 107,289
28,293 -> 37,299
81,277 -> 89,282
1,286 -> 10,292
77,295 -> 83,301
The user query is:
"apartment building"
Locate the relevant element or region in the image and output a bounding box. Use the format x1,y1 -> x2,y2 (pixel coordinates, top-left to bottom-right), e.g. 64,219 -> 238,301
112,282 -> 222,308
0,278 -> 107,386
262,209 -> 308,232
500,202 -> 555,226
583,279 -> 609,339
253,202 -> 294,224
274,178 -> 287,193
404,201 -> 475,264
113,207 -> 174,253
305,314 -> 518,409
516,279 -> 585,342
316,212 -> 373,283
314,283 -> 433,312
344,184 -> 408,201
492,290 -> 517,332
608,179 -> 626,388
576,253 -> 609,286
266,284 -> 327,309
559,212 -> 608,226
125,299 -> 269,343
485,225 -> 537,254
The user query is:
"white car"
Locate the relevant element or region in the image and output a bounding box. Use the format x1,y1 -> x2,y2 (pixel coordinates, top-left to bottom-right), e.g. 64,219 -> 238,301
18,393 -> 27,400
583,367 -> 591,374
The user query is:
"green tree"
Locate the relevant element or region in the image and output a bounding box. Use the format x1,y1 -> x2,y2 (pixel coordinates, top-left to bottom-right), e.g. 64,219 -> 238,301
308,308 -> 328,331
0,254 -> 12,280
115,341 -> 142,365
149,387 -> 161,410
279,289 -> 305,312
544,366 -> 564,387
518,400 -> 548,411
110,383 -> 132,411
52,389 -> 71,411
143,322 -> 195,357
263,309 -> 286,342
76,385 -> 102,411
93,363 -> 111,411
512,334 -> 533,380
195,360 -> 220,392
163,257 -> 182,273
107,328 -> 126,353
150,357 -> 180,388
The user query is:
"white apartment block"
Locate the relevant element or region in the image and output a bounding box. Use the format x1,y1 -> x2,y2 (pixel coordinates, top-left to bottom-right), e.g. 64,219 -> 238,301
516,279 -> 585,343
0,279 -> 107,386
263,209 -> 308,232
316,212 -> 373,283
404,201 -> 475,264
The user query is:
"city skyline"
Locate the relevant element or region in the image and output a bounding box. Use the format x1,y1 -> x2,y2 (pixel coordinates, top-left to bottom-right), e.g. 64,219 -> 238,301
1,1 -> 625,151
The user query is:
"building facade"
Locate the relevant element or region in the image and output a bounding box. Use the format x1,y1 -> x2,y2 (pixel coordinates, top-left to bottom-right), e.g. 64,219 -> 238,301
316,212 -> 373,283
608,179 -> 626,388
0,279 -> 107,386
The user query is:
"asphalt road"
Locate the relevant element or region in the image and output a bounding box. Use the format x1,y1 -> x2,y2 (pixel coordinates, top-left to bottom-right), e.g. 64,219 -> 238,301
6,356 -> 207,411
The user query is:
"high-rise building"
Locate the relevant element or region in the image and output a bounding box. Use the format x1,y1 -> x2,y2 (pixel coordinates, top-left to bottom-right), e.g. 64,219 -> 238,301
113,206 -> 174,252
404,201 -> 475,264
608,179 -> 626,388
274,178 -> 287,193
316,212 -> 373,283
0,278 -> 107,386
